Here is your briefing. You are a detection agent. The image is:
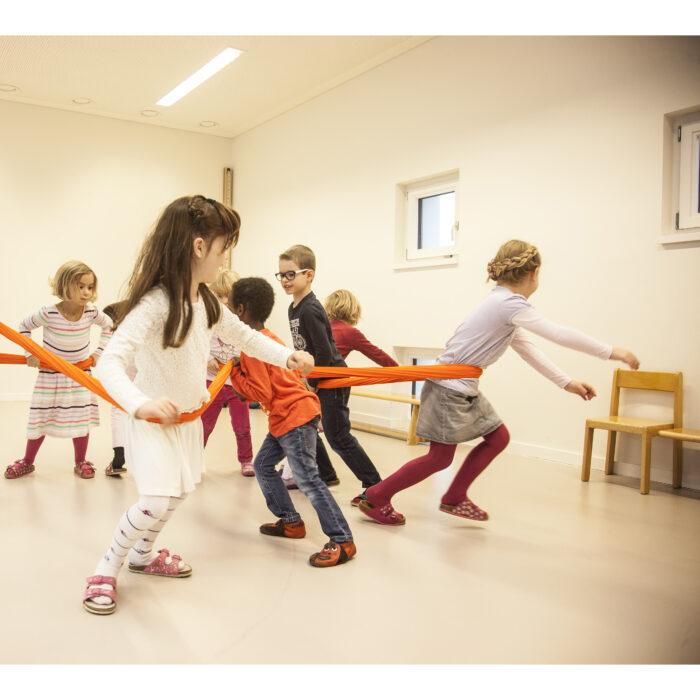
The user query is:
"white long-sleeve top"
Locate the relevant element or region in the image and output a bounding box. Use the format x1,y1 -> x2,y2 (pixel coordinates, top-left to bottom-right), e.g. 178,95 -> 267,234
434,285 -> 612,395
96,287 -> 292,416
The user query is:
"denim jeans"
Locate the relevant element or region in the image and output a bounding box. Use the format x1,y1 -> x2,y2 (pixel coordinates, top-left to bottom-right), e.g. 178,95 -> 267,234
318,387 -> 382,489
316,433 -> 338,482
253,416 -> 353,543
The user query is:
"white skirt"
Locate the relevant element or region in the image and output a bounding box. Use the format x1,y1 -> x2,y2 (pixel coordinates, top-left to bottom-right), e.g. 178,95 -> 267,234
124,416 -> 205,497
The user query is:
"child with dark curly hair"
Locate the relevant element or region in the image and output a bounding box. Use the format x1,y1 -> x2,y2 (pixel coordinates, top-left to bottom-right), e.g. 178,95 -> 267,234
228,277 -> 356,568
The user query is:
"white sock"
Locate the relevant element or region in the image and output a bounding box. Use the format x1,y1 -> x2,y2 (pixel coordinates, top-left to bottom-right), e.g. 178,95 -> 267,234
127,495 -> 187,566
89,495 -> 170,604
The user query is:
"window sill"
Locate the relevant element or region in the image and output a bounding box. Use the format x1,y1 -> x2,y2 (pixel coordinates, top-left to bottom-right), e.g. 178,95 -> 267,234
393,255 -> 459,271
660,231 -> 700,245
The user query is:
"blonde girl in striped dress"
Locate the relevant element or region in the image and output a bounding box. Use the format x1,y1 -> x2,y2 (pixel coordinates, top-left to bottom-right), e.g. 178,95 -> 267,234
4,261 -> 112,480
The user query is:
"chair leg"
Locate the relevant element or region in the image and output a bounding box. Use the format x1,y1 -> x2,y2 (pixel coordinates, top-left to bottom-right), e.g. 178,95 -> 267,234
640,432 -> 652,495
604,430 -> 617,475
581,424 -> 594,482
672,439 -> 683,489
407,404 -> 420,446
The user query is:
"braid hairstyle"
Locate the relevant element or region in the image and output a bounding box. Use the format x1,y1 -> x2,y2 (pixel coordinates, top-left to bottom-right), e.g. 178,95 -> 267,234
486,240 -> 541,285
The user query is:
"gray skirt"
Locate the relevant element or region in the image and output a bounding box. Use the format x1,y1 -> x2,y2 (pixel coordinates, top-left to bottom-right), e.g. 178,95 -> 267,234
415,380 -> 503,445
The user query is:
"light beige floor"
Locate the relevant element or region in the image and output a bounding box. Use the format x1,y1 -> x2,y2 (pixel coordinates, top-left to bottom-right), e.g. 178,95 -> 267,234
0,400 -> 699,665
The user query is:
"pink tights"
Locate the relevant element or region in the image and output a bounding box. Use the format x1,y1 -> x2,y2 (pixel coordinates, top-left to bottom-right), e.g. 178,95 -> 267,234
366,424 -> 510,506
24,435 -> 90,464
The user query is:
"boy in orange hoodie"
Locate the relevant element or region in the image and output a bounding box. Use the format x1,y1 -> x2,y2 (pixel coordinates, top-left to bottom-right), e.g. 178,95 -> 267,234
228,277 -> 356,568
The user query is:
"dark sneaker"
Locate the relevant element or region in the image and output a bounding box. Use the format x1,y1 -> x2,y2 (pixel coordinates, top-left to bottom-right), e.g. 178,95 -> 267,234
350,491 -> 368,507
324,478 -> 340,486
309,541 -> 357,568
259,519 -> 306,539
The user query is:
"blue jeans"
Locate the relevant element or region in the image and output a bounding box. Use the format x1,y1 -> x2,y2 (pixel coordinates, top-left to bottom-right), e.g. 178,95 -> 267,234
318,387 -> 382,489
253,417 -> 353,543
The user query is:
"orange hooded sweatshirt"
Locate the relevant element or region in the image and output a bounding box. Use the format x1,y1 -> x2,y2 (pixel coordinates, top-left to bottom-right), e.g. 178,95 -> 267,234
229,328 -> 320,438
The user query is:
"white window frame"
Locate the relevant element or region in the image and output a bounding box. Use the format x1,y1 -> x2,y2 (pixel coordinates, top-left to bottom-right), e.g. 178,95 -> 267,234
663,110 -> 700,245
678,118 -> 700,231
395,170 -> 459,268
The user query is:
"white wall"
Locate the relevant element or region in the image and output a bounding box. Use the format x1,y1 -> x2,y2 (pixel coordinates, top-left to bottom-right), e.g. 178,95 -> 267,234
0,100 -> 231,396
229,36 -> 700,487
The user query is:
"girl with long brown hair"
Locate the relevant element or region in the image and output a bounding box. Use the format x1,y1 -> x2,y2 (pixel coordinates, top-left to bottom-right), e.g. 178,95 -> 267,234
83,195 -> 313,615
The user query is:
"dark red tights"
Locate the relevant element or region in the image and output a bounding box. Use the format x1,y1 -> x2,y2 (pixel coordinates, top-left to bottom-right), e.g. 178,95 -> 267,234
367,424 -> 510,506
23,435 -> 90,464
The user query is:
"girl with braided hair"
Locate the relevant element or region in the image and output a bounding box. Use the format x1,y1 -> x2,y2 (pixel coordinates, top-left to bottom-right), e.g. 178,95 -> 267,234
82,195 -> 314,615
359,239 -> 639,526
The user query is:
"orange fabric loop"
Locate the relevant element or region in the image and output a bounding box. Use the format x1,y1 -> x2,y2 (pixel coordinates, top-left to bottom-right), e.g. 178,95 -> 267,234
0,353 -> 94,372
308,363 -> 482,389
0,319 -> 232,424
1,319 -> 483,417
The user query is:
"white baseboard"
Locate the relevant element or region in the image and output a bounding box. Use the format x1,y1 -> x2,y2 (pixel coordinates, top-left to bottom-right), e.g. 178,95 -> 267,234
501,439 -> 700,491
351,410 -> 700,491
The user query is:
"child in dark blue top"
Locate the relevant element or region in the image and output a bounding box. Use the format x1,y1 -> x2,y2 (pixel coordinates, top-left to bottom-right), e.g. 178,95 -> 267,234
277,244 -> 382,506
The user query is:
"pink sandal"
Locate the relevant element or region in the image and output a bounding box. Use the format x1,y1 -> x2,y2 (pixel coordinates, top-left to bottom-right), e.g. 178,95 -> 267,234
439,498 -> 489,521
4,459 -> 35,479
128,548 -> 192,578
74,460 -> 96,479
358,498 -> 406,525
83,575 -> 117,615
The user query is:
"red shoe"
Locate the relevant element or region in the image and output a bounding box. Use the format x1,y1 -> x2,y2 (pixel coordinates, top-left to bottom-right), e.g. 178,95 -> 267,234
439,498 -> 489,521
240,461 -> 255,477
74,460 -> 96,479
309,541 -> 356,567
4,459 -> 35,479
358,499 -> 406,525
259,519 -> 306,539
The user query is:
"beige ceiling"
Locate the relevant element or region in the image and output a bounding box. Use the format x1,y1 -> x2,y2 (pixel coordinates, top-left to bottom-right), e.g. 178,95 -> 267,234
0,35 -> 432,138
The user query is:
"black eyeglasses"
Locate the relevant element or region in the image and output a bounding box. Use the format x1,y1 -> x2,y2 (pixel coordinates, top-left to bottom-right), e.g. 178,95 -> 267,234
275,269 -> 310,281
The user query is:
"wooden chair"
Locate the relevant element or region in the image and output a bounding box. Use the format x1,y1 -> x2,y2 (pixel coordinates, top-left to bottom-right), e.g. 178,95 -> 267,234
657,427 -> 700,489
581,370 -> 683,494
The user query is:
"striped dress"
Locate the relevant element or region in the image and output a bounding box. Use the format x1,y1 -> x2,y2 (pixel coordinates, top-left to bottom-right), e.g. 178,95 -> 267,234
20,305 -> 112,439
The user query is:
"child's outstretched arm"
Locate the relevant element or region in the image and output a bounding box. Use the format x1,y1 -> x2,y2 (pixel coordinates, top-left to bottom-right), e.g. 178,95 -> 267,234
216,306 -> 314,376
342,325 -> 398,367
510,319 -> 639,402
512,308 -> 639,369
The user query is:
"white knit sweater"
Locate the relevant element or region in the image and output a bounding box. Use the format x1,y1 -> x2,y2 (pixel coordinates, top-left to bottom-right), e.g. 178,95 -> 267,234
96,287 -> 292,416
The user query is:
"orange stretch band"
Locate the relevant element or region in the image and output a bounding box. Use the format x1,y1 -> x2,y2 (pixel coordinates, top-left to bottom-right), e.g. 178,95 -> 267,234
0,319 -> 233,424
308,363 -> 482,389
1,319 -> 483,416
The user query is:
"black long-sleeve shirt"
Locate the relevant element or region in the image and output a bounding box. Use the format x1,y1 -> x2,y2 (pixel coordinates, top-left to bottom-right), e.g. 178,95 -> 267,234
288,292 -> 346,388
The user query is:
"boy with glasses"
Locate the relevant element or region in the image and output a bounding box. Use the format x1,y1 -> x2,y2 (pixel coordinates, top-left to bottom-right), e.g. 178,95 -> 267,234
277,245 -> 383,506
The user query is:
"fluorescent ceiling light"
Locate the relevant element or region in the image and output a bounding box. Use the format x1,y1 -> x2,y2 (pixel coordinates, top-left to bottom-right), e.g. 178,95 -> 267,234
157,47 -> 243,107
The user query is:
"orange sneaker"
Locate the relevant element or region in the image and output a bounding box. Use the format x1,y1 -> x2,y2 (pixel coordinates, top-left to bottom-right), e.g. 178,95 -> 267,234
309,541 -> 356,568
259,519 -> 306,539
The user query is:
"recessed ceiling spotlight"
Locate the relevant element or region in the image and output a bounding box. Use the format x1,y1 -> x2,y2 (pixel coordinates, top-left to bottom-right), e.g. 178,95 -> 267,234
0,84 -> 19,92
72,97 -> 92,105
140,110 -> 159,118
157,47 -> 243,107
200,121 -> 218,128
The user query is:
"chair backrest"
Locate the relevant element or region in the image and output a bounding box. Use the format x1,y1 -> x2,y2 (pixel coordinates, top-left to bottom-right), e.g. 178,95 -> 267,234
609,369 -> 683,427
